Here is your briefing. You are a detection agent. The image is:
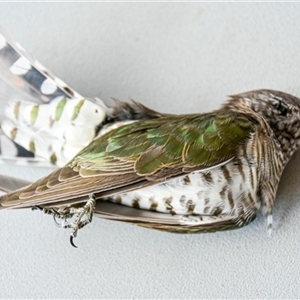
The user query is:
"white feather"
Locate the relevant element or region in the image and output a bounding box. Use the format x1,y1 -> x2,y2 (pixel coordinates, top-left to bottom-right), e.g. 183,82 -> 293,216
0,25 -> 110,166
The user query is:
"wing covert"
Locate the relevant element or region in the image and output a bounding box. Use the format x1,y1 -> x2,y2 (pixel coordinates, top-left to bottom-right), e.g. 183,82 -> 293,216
72,111 -> 254,176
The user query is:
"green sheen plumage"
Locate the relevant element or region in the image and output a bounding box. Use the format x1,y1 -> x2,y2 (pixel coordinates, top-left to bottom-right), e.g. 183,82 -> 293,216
71,111 -> 254,176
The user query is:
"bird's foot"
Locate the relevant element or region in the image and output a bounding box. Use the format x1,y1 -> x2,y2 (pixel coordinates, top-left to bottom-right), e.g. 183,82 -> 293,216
32,194 -> 96,247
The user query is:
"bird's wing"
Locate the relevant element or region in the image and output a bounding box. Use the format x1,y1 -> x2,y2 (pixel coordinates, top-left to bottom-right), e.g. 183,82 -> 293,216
0,111 -> 255,210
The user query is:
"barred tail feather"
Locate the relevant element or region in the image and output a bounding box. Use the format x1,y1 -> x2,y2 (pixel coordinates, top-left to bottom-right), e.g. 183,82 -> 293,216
0,26 -> 164,168
0,26 -> 110,166
0,25 -> 82,103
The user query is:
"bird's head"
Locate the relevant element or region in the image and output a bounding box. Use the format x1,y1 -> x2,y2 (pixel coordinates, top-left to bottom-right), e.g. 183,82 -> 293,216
222,89 -> 300,159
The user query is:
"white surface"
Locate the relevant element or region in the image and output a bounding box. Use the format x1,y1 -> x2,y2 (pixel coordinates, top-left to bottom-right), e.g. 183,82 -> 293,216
0,3 -> 300,299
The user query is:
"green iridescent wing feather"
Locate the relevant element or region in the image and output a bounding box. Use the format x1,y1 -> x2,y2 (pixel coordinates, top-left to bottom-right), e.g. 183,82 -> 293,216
0,110 -> 254,208
73,111 -> 253,176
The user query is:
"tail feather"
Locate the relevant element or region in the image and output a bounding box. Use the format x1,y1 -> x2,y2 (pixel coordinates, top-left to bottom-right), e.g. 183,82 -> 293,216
0,26 -> 164,168
0,25 -> 82,103
0,26 -> 110,166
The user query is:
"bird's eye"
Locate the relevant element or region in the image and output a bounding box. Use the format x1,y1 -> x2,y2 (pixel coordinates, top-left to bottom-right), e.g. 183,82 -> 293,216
275,102 -> 289,116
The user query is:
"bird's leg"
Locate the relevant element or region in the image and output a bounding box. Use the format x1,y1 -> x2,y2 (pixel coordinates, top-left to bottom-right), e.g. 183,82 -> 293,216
60,194 -> 96,247
32,194 -> 96,247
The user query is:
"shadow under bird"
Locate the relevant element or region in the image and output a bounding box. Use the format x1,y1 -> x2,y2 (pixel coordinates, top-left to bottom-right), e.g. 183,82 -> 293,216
1,89 -> 300,246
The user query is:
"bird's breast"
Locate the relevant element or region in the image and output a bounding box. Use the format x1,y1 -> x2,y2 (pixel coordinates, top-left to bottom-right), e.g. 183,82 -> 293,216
108,157 -> 260,217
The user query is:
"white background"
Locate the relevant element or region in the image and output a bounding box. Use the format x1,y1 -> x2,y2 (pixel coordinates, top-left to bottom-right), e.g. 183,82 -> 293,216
0,2 -> 300,299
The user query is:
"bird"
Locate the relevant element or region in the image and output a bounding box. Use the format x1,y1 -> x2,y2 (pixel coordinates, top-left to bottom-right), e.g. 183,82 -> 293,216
1,27 -> 300,247
1,88 -> 300,247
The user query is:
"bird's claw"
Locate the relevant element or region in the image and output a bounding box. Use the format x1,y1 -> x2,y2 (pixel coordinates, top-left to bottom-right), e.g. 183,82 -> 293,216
61,194 -> 96,247
33,194 -> 96,247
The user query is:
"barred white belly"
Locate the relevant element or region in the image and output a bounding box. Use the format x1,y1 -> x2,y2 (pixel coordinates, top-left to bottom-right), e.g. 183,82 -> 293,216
109,160 -> 259,217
